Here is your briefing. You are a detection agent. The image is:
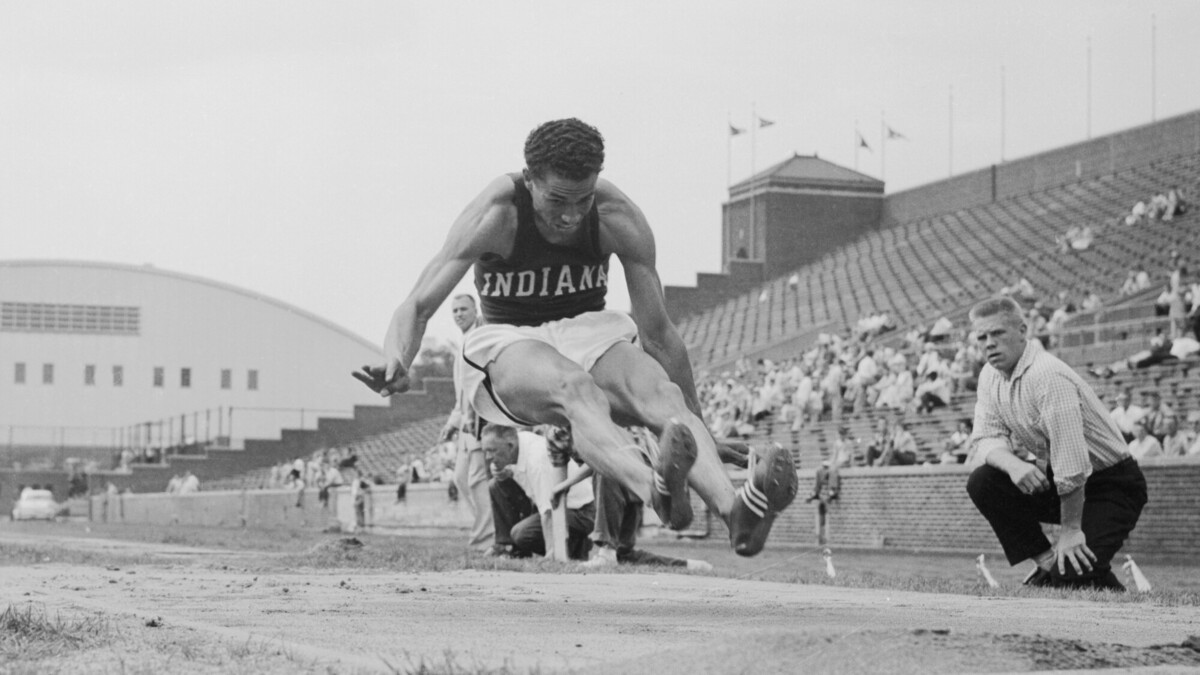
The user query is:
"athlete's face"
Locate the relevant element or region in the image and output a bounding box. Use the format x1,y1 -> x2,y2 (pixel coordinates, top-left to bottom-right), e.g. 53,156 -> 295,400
524,169 -> 598,245
451,297 -> 477,334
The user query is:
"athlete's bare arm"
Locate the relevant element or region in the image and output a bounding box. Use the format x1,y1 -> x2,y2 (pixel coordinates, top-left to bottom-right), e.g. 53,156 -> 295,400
354,176 -> 516,396
596,179 -> 704,416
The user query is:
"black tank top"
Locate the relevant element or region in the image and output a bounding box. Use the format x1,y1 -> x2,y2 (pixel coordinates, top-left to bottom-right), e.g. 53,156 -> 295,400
473,174 -> 610,326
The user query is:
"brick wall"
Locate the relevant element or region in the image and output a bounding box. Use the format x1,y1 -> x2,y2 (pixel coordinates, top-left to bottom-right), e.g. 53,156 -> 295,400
690,459 -> 1200,557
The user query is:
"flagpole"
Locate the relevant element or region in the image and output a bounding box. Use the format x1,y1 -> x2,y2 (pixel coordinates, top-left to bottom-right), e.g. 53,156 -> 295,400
1151,13 -> 1157,122
750,102 -> 757,259
1000,65 -> 1007,162
1087,35 -> 1093,139
948,85 -> 954,177
880,110 -> 886,181
854,120 -> 859,171
726,114 -> 733,188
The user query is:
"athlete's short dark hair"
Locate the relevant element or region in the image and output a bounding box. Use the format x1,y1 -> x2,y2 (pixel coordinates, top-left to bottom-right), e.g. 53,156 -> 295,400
524,118 -> 605,180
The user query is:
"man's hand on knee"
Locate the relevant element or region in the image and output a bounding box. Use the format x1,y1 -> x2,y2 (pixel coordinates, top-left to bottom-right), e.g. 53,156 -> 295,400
1007,462 -> 1050,495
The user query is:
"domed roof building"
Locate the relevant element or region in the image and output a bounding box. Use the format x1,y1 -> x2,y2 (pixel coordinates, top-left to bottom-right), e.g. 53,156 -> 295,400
0,260 -> 384,456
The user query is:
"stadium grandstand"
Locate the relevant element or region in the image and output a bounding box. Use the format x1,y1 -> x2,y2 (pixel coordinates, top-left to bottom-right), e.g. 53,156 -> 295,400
10,110 -> 1200,559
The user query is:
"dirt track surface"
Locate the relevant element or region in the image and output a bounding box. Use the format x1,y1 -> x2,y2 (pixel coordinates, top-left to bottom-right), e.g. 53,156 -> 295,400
3,531 -> 1200,674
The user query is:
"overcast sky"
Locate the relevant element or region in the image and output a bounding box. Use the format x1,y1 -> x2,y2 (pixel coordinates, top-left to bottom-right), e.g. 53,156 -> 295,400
5,1 -> 1200,347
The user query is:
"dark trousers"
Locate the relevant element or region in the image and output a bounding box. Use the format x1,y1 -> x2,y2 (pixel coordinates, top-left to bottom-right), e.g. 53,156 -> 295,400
593,475 -> 687,567
967,458 -> 1147,589
489,478 -> 594,560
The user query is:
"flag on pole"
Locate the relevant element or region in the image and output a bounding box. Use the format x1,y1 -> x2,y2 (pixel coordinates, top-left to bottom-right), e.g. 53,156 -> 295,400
857,132 -> 872,152
730,123 -> 746,136
757,116 -> 775,128
886,125 -> 907,140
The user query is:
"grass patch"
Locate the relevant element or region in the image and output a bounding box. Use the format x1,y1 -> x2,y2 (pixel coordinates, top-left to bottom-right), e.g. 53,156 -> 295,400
0,604 -> 111,661
382,649 -> 543,675
0,543 -> 152,568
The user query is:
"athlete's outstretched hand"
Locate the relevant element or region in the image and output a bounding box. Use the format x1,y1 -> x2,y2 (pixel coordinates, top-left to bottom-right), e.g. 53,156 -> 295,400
352,361 -> 410,397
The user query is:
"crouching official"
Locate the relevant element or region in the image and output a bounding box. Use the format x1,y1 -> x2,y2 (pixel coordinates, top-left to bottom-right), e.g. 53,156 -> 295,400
965,298 -> 1147,591
483,425 -> 594,560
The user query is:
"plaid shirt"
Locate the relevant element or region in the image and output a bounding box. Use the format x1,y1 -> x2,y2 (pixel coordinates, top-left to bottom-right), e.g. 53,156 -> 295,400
971,339 -> 1129,494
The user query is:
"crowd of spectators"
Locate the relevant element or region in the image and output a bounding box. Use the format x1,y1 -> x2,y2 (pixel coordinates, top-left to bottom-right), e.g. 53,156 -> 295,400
694,316 -> 988,467
1124,187 -> 1189,226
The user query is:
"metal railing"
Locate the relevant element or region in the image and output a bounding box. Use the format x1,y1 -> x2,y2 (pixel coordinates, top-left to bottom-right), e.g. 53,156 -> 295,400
3,405 -> 355,469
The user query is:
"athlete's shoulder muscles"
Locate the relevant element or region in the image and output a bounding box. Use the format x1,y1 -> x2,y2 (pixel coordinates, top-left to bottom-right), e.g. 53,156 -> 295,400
408,176 -> 517,312
595,178 -> 655,267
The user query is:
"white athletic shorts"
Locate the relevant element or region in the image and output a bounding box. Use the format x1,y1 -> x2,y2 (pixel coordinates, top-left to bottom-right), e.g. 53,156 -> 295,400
461,309 -> 638,427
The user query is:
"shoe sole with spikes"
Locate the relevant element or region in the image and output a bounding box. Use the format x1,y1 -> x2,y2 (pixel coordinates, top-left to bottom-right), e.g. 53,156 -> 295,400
653,420 -> 697,531
730,443 -> 798,557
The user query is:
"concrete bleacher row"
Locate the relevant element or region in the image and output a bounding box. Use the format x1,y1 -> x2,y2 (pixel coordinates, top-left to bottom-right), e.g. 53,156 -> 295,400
205,416 -> 446,490
71,379 -> 457,495
678,151 -> 1200,371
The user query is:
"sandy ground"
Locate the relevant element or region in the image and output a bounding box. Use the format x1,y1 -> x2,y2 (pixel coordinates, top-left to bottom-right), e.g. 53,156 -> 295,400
2,531 -> 1200,674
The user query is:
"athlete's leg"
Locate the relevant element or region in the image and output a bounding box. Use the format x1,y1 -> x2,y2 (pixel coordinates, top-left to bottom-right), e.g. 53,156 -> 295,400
590,342 -> 798,556
587,342 -> 735,519
487,340 -> 655,504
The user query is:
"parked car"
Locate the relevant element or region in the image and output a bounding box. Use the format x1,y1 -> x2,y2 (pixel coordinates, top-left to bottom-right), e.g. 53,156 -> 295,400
11,489 -> 60,521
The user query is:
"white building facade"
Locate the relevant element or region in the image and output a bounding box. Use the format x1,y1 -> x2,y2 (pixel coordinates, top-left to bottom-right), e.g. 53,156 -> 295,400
1,260 -> 384,450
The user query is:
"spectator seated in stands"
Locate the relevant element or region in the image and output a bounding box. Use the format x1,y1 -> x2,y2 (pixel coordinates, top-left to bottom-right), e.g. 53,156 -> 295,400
873,358 -> 914,411
1127,418 -> 1163,460
1089,333 -> 1200,379
1025,306 -> 1049,344
1000,275 -> 1036,301
844,348 -> 879,414
914,371 -> 951,414
1125,199 -> 1147,226
1148,192 -> 1171,221
1056,225 -> 1094,253
1141,390 -> 1176,443
1044,302 -> 1074,347
1165,187 -> 1189,221
830,425 -> 859,468
1108,390 -> 1147,443
1186,411 -> 1200,456
938,419 -> 973,464
864,418 -> 891,466
946,351 -> 973,395
1161,415 -> 1192,457
877,417 -> 918,467
1081,288 -> 1103,312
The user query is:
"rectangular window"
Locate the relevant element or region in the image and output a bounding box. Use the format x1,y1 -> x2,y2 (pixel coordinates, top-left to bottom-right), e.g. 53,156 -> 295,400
84,364 -> 96,386
153,367 -> 164,388
1,302 -> 140,335
220,369 -> 231,390
43,363 -> 54,384
180,368 -> 191,388
14,362 -> 25,384
113,365 -> 124,387
247,369 -> 259,391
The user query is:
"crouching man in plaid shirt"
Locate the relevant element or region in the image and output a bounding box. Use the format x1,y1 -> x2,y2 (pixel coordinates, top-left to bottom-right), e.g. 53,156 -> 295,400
966,298 -> 1147,591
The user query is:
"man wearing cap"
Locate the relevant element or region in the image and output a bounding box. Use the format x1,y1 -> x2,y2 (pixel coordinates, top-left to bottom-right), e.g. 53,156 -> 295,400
966,297 -> 1147,591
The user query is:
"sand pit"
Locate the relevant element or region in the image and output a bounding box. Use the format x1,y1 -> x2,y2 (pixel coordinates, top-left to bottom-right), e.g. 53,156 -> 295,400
3,530 -> 1200,673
